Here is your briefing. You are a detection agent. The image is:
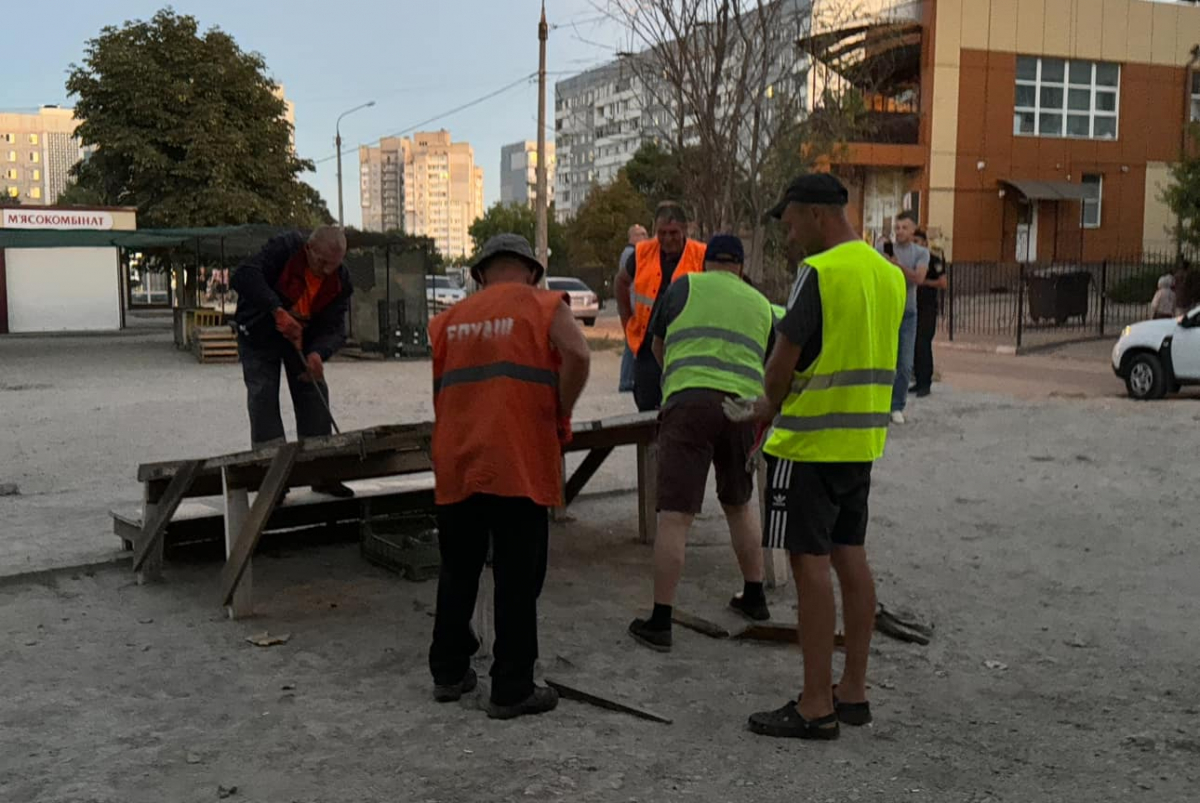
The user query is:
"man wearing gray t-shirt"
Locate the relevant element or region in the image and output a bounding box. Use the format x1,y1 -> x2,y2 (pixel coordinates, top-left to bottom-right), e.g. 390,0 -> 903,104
878,210 -> 928,423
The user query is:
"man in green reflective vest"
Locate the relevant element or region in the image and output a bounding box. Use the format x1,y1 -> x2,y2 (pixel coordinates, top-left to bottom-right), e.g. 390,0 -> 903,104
627,235 -> 777,652
726,174 -> 906,740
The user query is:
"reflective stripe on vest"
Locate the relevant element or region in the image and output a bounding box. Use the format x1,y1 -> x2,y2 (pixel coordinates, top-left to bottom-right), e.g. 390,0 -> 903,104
661,272 -> 774,403
625,238 -> 706,354
433,361 -> 558,394
764,241 -> 906,463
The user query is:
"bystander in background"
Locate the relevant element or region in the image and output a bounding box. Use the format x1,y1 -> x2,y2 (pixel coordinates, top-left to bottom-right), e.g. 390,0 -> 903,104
912,230 -> 946,397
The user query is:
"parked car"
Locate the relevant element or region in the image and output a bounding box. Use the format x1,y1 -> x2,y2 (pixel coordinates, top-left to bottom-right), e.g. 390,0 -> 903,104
1112,305 -> 1200,400
547,276 -> 600,326
426,275 -> 466,309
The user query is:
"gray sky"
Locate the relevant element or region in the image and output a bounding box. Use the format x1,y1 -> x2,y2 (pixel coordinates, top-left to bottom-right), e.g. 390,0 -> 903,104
1,0 -> 629,227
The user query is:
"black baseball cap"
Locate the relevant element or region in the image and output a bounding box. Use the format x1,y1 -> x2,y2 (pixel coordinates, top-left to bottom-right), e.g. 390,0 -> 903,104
766,173 -> 849,219
704,234 -> 744,265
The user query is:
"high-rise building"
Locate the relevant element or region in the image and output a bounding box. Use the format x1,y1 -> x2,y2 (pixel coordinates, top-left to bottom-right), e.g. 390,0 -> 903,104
0,106 -> 88,205
359,130 -> 484,258
273,85 -> 297,154
499,140 -> 556,209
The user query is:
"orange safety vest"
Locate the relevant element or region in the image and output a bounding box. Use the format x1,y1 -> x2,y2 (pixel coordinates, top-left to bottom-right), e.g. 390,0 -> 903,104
625,238 -> 706,353
429,282 -> 565,508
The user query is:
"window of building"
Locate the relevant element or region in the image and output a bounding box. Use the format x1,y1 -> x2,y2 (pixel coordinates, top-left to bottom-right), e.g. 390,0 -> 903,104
1192,73 -> 1200,122
29,187 -> 41,200
29,133 -> 39,146
1081,174 -> 1102,228
4,169 -> 15,180
30,151 -> 40,163
1014,56 -> 1119,140
32,169 -> 40,181
6,151 -> 15,162
2,134 -> 13,143
6,187 -> 18,198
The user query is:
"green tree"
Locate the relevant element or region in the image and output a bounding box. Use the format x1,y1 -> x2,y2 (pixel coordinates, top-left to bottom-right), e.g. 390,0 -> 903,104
624,141 -> 687,211
65,8 -> 320,228
0,192 -> 20,207
468,201 -> 568,271
565,172 -> 651,273
1165,125 -> 1200,252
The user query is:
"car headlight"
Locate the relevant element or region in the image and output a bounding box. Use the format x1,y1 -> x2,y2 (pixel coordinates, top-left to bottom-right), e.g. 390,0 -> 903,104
1121,326 -> 1131,337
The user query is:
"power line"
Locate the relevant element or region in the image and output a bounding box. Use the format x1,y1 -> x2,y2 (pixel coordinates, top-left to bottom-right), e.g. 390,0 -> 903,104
313,73 -> 536,166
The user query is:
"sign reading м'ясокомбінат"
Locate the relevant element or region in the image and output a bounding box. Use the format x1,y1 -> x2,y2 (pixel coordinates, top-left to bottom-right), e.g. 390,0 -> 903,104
2,209 -> 114,231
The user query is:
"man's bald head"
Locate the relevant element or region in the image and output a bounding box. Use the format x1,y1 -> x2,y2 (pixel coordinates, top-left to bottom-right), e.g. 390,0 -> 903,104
628,224 -> 648,245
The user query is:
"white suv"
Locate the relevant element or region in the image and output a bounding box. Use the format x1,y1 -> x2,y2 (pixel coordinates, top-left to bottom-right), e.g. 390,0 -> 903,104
1112,306 -> 1200,399
547,277 -> 600,326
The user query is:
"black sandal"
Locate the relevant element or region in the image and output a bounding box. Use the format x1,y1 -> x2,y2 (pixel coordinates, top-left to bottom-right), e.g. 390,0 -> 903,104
748,700 -> 840,740
799,687 -> 873,727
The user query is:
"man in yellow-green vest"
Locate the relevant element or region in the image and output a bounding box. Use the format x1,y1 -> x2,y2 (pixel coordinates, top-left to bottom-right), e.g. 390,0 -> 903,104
726,174 -> 906,740
627,235 -> 776,653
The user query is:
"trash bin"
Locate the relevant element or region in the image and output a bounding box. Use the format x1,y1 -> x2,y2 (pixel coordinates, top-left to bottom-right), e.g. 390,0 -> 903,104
1026,271 -> 1091,325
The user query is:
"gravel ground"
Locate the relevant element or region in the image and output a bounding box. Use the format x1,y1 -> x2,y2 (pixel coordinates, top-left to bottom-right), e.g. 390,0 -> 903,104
2,331 -> 1199,802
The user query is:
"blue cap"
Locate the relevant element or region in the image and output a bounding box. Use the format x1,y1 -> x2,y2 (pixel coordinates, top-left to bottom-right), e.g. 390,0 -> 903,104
705,234 -> 744,265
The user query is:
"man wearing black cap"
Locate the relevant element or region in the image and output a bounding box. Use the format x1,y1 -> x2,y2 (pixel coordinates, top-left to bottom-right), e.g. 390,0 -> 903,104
627,234 -> 777,652
427,233 -> 591,720
725,174 -> 906,739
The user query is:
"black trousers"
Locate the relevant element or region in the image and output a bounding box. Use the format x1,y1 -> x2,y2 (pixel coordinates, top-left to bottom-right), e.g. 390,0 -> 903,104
913,307 -> 938,392
429,494 -> 549,706
240,339 -> 332,447
633,350 -> 663,412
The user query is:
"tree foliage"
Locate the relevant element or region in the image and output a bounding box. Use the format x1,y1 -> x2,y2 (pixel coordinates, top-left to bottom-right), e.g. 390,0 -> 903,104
65,8 -> 324,227
468,201 -> 569,271
565,172 -> 652,272
1165,124 -> 1200,252
0,192 -> 20,208
624,142 -> 688,211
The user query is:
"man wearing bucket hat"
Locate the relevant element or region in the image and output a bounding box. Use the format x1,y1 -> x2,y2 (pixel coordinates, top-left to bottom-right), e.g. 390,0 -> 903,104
627,234 -> 777,652
427,233 -> 591,720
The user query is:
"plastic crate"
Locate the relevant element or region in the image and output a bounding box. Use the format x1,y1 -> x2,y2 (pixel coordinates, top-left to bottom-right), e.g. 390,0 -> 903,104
360,513 -> 440,581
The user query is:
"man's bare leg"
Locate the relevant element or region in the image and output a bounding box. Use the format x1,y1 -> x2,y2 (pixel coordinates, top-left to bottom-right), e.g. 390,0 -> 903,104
653,511 -> 694,605
831,545 -> 875,704
792,552 -> 836,722
722,502 -> 763,583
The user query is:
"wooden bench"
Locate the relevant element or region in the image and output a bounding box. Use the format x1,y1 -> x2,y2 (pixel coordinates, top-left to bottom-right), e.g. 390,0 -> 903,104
123,415 -> 661,619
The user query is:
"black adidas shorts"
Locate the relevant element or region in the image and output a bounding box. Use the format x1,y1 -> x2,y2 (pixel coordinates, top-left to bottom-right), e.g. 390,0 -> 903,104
762,455 -> 873,556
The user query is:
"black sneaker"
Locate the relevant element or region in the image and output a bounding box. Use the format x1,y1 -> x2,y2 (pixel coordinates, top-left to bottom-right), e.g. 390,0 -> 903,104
485,686 -> 559,720
799,688 -> 873,726
748,700 -> 840,740
628,618 -> 672,652
312,481 -> 355,498
729,592 -> 770,622
914,387 -> 932,398
433,668 -> 478,703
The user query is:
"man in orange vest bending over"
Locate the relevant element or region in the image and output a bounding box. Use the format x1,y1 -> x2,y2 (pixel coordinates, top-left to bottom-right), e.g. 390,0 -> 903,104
427,233 -> 591,720
614,201 -> 707,411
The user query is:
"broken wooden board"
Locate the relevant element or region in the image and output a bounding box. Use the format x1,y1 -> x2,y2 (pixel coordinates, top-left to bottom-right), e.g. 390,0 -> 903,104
730,622 -> 846,648
133,459 -> 201,572
545,678 -> 672,725
671,609 -> 735,639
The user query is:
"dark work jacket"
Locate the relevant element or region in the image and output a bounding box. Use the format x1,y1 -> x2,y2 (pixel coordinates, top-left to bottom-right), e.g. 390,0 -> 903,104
231,231 -> 353,360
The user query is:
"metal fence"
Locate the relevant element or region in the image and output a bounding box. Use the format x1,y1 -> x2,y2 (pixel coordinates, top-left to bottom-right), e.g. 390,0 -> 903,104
943,252 -> 1188,349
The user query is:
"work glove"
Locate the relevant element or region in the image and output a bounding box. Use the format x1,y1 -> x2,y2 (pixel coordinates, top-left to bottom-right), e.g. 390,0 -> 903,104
722,396 -> 773,424
274,308 -> 303,350
301,352 -> 325,384
557,416 -> 573,447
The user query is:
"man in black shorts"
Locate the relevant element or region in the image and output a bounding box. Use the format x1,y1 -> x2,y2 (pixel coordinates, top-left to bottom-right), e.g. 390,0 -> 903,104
627,235 -> 777,652
726,174 -> 905,739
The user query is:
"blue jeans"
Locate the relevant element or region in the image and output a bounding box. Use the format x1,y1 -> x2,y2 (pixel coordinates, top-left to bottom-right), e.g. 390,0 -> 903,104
892,308 -> 917,413
619,344 -> 636,393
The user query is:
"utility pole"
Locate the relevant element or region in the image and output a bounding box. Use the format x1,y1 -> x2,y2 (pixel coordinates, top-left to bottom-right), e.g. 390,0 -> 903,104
336,101 -> 376,227
535,2 -> 550,272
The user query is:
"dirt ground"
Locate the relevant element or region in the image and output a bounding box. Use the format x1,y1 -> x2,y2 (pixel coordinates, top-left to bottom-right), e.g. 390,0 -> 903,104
2,329 -> 1199,802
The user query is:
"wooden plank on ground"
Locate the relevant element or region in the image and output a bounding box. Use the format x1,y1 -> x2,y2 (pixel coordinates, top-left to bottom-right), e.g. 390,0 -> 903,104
218,442 -> 300,609
545,678 -> 672,725
563,446 -> 614,505
133,459 -> 201,571
671,609 -> 734,639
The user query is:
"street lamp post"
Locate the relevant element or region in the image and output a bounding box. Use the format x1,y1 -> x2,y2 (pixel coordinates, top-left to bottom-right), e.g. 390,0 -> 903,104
336,101 -> 376,227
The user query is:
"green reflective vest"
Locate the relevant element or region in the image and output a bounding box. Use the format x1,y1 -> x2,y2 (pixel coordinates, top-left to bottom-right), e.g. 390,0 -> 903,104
771,303 -> 786,326
764,240 -> 906,463
662,271 -> 774,404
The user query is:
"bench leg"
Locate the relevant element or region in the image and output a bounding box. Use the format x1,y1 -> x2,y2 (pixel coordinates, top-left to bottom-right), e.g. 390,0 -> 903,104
636,441 -> 658,545
223,472 -> 253,620
137,486 -> 162,585
473,556 -> 494,659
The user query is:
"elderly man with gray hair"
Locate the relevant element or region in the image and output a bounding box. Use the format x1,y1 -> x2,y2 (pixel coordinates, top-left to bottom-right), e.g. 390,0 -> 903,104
231,225 -> 355,497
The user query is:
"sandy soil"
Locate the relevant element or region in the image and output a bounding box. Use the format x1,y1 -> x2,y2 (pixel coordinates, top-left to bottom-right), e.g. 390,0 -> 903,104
2,331 -> 1199,802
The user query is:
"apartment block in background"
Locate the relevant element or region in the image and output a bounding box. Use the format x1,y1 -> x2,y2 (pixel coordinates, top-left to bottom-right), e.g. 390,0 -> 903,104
273,84 -> 297,153
0,106 -> 87,205
809,0 -> 1196,260
359,130 -> 484,258
500,140 -> 556,209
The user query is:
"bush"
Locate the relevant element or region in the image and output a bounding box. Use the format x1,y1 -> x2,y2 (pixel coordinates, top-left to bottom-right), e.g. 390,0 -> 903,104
1107,269 -> 1164,305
